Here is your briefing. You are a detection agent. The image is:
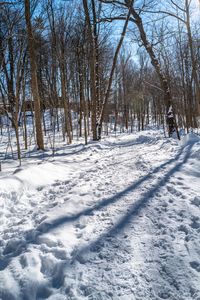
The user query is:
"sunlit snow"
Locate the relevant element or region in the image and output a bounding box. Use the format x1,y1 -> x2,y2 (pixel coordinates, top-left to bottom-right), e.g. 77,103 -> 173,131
0,130 -> 200,299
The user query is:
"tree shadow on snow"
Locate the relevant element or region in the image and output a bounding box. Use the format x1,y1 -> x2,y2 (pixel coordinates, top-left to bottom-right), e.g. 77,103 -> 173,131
69,142 -> 195,260
34,142 -> 194,235
0,142 -> 194,273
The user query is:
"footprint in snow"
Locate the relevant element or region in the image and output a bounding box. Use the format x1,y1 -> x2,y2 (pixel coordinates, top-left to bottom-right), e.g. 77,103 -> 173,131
166,185 -> 182,197
191,196 -> 200,207
178,224 -> 190,235
175,181 -> 184,186
190,217 -> 200,230
75,219 -> 87,230
158,291 -> 171,299
190,261 -> 200,272
37,186 -> 43,191
182,186 -> 190,190
52,181 -> 62,187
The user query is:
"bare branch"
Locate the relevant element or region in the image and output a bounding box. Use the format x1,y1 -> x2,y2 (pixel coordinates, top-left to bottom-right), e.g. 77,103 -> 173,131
170,0 -> 186,13
143,10 -> 186,24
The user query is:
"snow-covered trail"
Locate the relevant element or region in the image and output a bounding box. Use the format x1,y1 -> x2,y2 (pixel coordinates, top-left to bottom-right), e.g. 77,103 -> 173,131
0,131 -> 200,300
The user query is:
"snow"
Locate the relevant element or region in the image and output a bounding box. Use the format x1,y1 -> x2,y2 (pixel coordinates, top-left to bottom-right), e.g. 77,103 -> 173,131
0,129 -> 200,299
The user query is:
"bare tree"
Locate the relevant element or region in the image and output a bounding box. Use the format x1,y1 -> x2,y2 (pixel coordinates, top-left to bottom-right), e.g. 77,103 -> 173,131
83,0 -> 98,140
24,0 -> 44,150
98,0 -> 180,138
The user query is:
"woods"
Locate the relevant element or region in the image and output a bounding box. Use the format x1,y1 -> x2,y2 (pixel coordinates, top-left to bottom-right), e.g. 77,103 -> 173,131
1,2 -> 200,298
0,0 -> 200,161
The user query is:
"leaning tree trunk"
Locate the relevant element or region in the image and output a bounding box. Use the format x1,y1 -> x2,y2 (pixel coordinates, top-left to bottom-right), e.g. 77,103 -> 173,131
97,10 -> 130,140
126,0 -> 180,139
24,0 -> 44,150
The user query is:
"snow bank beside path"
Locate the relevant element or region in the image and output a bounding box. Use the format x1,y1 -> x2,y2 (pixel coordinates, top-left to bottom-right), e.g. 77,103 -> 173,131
0,130 -> 200,300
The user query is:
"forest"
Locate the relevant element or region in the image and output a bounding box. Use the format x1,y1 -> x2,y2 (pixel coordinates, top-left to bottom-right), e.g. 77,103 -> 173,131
0,0 -> 200,163
1,1 -> 200,300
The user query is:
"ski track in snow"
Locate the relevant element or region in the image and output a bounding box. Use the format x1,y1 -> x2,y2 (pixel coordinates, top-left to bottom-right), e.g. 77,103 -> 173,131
0,131 -> 200,300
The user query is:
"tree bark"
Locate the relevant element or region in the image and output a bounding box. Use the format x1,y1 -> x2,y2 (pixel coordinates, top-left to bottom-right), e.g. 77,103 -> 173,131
185,0 -> 200,117
97,10 -> 130,139
83,0 -> 98,140
24,0 -> 44,150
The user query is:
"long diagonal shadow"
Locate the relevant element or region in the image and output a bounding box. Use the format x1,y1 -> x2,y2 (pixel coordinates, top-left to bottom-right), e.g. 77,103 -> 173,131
34,143 -> 193,235
71,142 -> 194,261
0,142 -> 194,271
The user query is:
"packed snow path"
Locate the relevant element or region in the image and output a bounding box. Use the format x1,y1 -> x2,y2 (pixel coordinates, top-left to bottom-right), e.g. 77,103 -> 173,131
0,131 -> 200,300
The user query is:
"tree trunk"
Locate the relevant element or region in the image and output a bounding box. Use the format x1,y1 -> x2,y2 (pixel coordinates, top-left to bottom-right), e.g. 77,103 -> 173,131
60,60 -> 72,144
185,0 -> 200,117
83,0 -> 98,140
97,10 -> 130,139
24,0 -> 44,150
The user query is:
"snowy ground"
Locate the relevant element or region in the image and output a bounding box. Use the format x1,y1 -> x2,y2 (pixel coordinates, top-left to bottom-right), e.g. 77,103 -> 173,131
0,129 -> 200,300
